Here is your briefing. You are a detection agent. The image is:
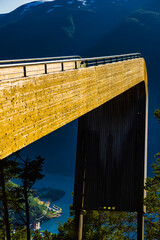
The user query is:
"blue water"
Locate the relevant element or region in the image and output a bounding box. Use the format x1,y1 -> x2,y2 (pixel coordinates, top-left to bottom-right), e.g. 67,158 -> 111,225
34,173 -> 74,234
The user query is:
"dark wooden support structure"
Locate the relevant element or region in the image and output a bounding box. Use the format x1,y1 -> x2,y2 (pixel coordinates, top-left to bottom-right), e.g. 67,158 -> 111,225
137,211 -> 144,240
74,82 -> 147,239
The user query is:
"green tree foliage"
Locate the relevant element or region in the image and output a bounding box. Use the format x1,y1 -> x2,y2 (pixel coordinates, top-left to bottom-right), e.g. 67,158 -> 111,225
154,109 -> 160,123
0,153 -> 45,240
32,230 -> 43,240
29,196 -> 46,223
32,230 -> 57,240
56,217 -> 75,240
144,153 -> 160,239
144,109 -> 160,239
54,209 -> 137,240
43,230 -> 54,239
84,211 -> 137,240
0,156 -> 20,240
11,227 -> 27,240
17,153 -> 45,240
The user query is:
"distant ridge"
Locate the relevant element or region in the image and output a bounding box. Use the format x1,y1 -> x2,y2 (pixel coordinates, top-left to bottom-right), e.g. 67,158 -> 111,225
0,0 -> 145,59
87,0 -> 160,176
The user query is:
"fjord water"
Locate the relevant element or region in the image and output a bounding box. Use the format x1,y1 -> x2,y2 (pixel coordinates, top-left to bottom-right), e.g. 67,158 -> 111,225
34,173 -> 74,234
22,120 -> 78,233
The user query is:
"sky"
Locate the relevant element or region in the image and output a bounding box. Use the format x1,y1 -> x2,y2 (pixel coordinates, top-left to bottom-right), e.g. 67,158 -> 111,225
0,0 -> 52,14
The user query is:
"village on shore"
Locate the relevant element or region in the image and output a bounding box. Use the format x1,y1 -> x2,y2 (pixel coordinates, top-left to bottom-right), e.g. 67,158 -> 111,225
31,198 -> 62,231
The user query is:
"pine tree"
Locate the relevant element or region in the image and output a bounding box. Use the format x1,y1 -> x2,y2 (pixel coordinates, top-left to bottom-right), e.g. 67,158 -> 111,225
0,156 -> 19,240
144,109 -> 160,239
17,153 -> 45,240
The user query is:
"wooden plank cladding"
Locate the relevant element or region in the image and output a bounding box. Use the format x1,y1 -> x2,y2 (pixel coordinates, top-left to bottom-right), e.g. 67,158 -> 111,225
0,66 -> 24,80
0,58 -> 147,159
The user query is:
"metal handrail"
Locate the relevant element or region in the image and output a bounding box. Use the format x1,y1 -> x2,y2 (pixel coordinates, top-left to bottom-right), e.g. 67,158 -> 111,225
0,53 -> 142,80
77,53 -> 142,62
80,53 -> 142,66
0,55 -> 81,65
0,53 -> 142,69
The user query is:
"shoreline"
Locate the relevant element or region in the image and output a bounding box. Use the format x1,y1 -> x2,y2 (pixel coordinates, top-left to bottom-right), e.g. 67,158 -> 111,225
31,200 -> 63,230
35,198 -> 63,221
33,173 -> 74,233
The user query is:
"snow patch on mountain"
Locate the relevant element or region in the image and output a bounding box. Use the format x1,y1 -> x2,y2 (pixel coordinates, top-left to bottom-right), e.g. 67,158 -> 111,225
77,0 -> 95,6
47,8 -> 55,13
21,1 -> 44,15
67,1 -> 74,4
45,0 -> 95,13
77,0 -> 87,6
20,0 -> 128,16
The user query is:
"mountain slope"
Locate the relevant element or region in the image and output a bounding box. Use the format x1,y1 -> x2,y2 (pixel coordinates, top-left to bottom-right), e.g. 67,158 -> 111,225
0,0 -> 148,59
88,0 -> 160,175
89,0 -> 160,107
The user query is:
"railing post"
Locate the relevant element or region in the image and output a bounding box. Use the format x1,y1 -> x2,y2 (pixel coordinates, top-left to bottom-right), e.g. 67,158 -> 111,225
75,61 -> 77,69
104,58 -> 105,64
86,60 -> 88,67
96,59 -> 98,66
44,64 -> 47,74
23,66 -> 27,77
61,62 -> 64,71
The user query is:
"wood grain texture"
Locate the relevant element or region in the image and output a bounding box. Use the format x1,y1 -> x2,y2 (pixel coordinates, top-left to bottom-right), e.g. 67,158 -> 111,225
0,58 -> 148,159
